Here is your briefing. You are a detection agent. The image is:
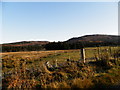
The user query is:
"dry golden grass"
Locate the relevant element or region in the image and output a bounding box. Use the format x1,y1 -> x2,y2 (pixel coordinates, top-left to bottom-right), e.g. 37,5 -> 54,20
71,78 -> 94,88
2,46 -> 120,89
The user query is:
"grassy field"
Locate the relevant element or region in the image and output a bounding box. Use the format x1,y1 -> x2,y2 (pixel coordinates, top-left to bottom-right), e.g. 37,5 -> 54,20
1,46 -> 120,89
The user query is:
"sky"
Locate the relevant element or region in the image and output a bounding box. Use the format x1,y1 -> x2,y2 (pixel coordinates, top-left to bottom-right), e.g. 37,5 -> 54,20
1,2 -> 118,44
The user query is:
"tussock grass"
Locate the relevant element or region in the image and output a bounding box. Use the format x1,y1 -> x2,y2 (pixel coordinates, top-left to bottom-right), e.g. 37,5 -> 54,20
2,46 -> 120,89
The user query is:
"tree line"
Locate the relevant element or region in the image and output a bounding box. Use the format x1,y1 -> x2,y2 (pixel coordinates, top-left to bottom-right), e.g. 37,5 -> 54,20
2,45 -> 44,52
2,41 -> 119,52
44,41 -> 119,50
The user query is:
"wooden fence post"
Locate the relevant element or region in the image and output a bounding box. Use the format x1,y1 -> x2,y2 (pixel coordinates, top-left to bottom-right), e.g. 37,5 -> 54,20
55,59 -> 58,67
80,48 -> 85,63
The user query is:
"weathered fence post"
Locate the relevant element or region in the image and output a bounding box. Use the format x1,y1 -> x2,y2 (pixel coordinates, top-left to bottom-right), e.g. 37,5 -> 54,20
80,48 -> 85,63
97,47 -> 100,60
109,47 -> 112,56
55,59 -> 58,67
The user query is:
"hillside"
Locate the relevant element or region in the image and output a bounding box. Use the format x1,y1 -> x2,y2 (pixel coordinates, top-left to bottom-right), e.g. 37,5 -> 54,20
1,34 -> 120,52
2,41 -> 49,47
66,34 -> 120,44
1,41 -> 49,52
45,34 -> 120,50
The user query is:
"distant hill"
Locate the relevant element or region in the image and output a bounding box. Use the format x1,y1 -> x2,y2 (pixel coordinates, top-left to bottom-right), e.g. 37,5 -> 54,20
66,34 -> 120,44
1,41 -> 49,52
2,41 -> 49,47
1,34 -> 120,52
44,34 -> 120,50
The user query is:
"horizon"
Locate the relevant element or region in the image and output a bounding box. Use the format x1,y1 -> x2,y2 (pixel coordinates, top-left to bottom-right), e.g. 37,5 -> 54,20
1,34 -> 119,44
1,2 -> 118,44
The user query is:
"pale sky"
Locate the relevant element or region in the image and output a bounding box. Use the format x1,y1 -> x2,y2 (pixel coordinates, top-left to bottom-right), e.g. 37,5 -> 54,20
1,2 -> 118,44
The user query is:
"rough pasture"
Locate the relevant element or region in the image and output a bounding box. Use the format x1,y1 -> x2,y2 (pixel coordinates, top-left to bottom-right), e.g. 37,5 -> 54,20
1,46 -> 120,89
